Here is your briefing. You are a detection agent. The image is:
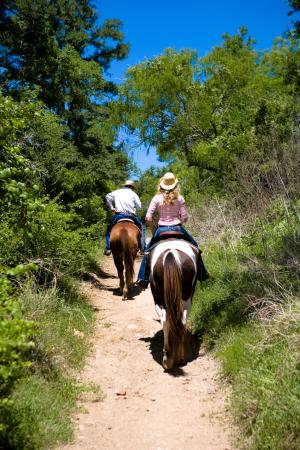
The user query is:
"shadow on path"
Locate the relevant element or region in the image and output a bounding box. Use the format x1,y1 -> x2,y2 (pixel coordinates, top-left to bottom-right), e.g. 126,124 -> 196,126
95,283 -> 142,300
97,267 -> 118,279
139,329 -> 202,377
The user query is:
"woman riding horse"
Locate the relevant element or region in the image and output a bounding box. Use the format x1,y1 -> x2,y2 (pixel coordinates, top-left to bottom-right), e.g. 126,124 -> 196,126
137,172 -> 209,288
138,172 -> 209,369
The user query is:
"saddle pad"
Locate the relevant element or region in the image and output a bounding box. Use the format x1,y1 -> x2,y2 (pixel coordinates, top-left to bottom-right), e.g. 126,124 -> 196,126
148,238 -> 199,255
157,231 -> 184,238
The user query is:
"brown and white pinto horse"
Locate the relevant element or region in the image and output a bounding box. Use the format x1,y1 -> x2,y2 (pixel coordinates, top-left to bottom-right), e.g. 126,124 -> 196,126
149,239 -> 198,370
110,220 -> 141,300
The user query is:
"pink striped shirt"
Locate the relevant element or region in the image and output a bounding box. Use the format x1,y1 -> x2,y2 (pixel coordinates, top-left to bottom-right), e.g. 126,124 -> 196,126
145,194 -> 188,226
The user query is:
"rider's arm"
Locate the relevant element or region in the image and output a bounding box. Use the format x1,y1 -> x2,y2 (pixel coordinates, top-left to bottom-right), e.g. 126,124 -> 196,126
145,195 -> 159,234
133,192 -> 142,210
145,195 -> 158,222
147,220 -> 156,235
179,196 -> 188,223
105,191 -> 116,212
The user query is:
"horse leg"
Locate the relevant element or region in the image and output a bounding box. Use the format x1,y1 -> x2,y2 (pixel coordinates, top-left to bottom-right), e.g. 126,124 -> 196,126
123,247 -> 137,300
123,259 -> 133,300
172,298 -> 191,365
119,270 -> 125,296
112,253 -> 124,295
162,313 -> 175,370
182,298 -> 192,326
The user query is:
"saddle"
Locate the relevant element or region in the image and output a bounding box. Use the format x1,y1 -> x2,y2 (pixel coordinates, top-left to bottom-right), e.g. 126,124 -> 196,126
155,230 -> 185,242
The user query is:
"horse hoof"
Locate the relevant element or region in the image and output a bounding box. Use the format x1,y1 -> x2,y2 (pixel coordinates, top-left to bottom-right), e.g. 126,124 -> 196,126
162,355 -> 174,370
177,358 -> 185,367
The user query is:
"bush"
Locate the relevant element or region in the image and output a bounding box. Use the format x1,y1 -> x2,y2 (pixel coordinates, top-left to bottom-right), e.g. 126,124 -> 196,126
190,197 -> 300,449
218,301 -> 300,450
0,276 -> 95,449
4,373 -> 79,450
29,201 -> 101,279
0,275 -> 35,442
191,198 -> 300,345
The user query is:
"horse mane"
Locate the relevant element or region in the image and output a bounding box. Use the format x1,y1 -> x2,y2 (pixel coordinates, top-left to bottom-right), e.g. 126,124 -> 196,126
163,251 -> 185,343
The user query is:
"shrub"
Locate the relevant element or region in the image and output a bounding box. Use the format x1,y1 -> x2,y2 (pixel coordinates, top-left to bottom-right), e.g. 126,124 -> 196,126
0,274 -> 35,442
218,300 -> 300,450
191,198 -> 300,346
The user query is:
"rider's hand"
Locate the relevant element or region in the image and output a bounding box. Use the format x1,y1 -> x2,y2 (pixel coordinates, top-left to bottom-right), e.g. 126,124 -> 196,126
111,208 -> 116,214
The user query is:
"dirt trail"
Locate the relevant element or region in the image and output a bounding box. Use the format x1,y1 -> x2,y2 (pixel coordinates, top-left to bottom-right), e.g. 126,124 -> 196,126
60,256 -> 234,450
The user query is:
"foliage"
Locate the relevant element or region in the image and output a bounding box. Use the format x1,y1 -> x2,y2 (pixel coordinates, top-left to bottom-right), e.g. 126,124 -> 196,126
191,198 -> 300,345
118,29 -> 300,198
289,0 -> 300,37
117,48 -> 198,159
189,196 -> 300,449
6,373 -> 79,450
0,0 -> 129,112
218,301 -> 300,450
0,275 -> 95,449
0,2 -> 130,447
136,165 -> 166,218
0,274 -> 35,442
0,1 -> 132,223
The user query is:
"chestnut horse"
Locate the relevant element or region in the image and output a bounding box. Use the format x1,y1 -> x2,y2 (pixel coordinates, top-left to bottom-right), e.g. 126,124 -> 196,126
149,239 -> 198,370
110,220 -> 141,300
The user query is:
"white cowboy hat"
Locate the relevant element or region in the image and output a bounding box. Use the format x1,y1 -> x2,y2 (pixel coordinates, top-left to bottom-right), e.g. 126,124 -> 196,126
160,172 -> 178,190
124,179 -> 135,187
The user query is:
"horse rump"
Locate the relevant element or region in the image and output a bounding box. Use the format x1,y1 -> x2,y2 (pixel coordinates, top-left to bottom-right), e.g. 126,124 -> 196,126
110,222 -> 139,299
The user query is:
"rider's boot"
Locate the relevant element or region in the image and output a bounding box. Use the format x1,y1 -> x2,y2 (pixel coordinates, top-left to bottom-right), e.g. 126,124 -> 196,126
197,253 -> 209,282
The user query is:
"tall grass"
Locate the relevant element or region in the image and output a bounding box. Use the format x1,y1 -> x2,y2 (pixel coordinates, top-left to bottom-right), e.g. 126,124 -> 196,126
218,300 -> 300,450
1,278 -> 95,450
189,195 -> 300,449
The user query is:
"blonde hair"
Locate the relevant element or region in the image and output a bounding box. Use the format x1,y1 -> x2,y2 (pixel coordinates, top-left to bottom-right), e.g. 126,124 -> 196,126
157,185 -> 180,205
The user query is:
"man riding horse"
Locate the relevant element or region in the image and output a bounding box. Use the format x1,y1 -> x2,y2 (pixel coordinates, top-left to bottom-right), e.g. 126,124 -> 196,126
104,179 -> 145,256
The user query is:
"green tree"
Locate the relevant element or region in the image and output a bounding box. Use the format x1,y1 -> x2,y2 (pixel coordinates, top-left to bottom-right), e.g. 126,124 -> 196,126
289,0 -> 300,37
0,1 -> 133,223
116,48 -> 198,158
0,0 -> 128,110
118,29 -> 300,196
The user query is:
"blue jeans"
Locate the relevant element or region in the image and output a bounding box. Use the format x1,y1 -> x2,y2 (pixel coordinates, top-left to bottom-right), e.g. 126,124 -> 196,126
105,213 -> 145,251
137,225 -> 198,282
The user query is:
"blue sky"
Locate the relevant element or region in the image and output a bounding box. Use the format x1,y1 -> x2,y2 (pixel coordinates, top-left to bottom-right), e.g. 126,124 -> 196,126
96,0 -> 298,171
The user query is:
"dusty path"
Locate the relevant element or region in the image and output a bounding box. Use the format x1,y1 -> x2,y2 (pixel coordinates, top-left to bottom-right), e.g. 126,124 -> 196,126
60,256 -> 234,450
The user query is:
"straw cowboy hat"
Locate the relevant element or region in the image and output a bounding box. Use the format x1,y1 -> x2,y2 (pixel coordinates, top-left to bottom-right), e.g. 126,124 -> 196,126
160,172 -> 178,190
124,179 -> 135,187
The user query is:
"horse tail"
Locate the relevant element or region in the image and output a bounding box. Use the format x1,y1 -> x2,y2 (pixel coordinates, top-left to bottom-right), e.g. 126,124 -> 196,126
163,251 -> 184,342
120,228 -> 134,279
